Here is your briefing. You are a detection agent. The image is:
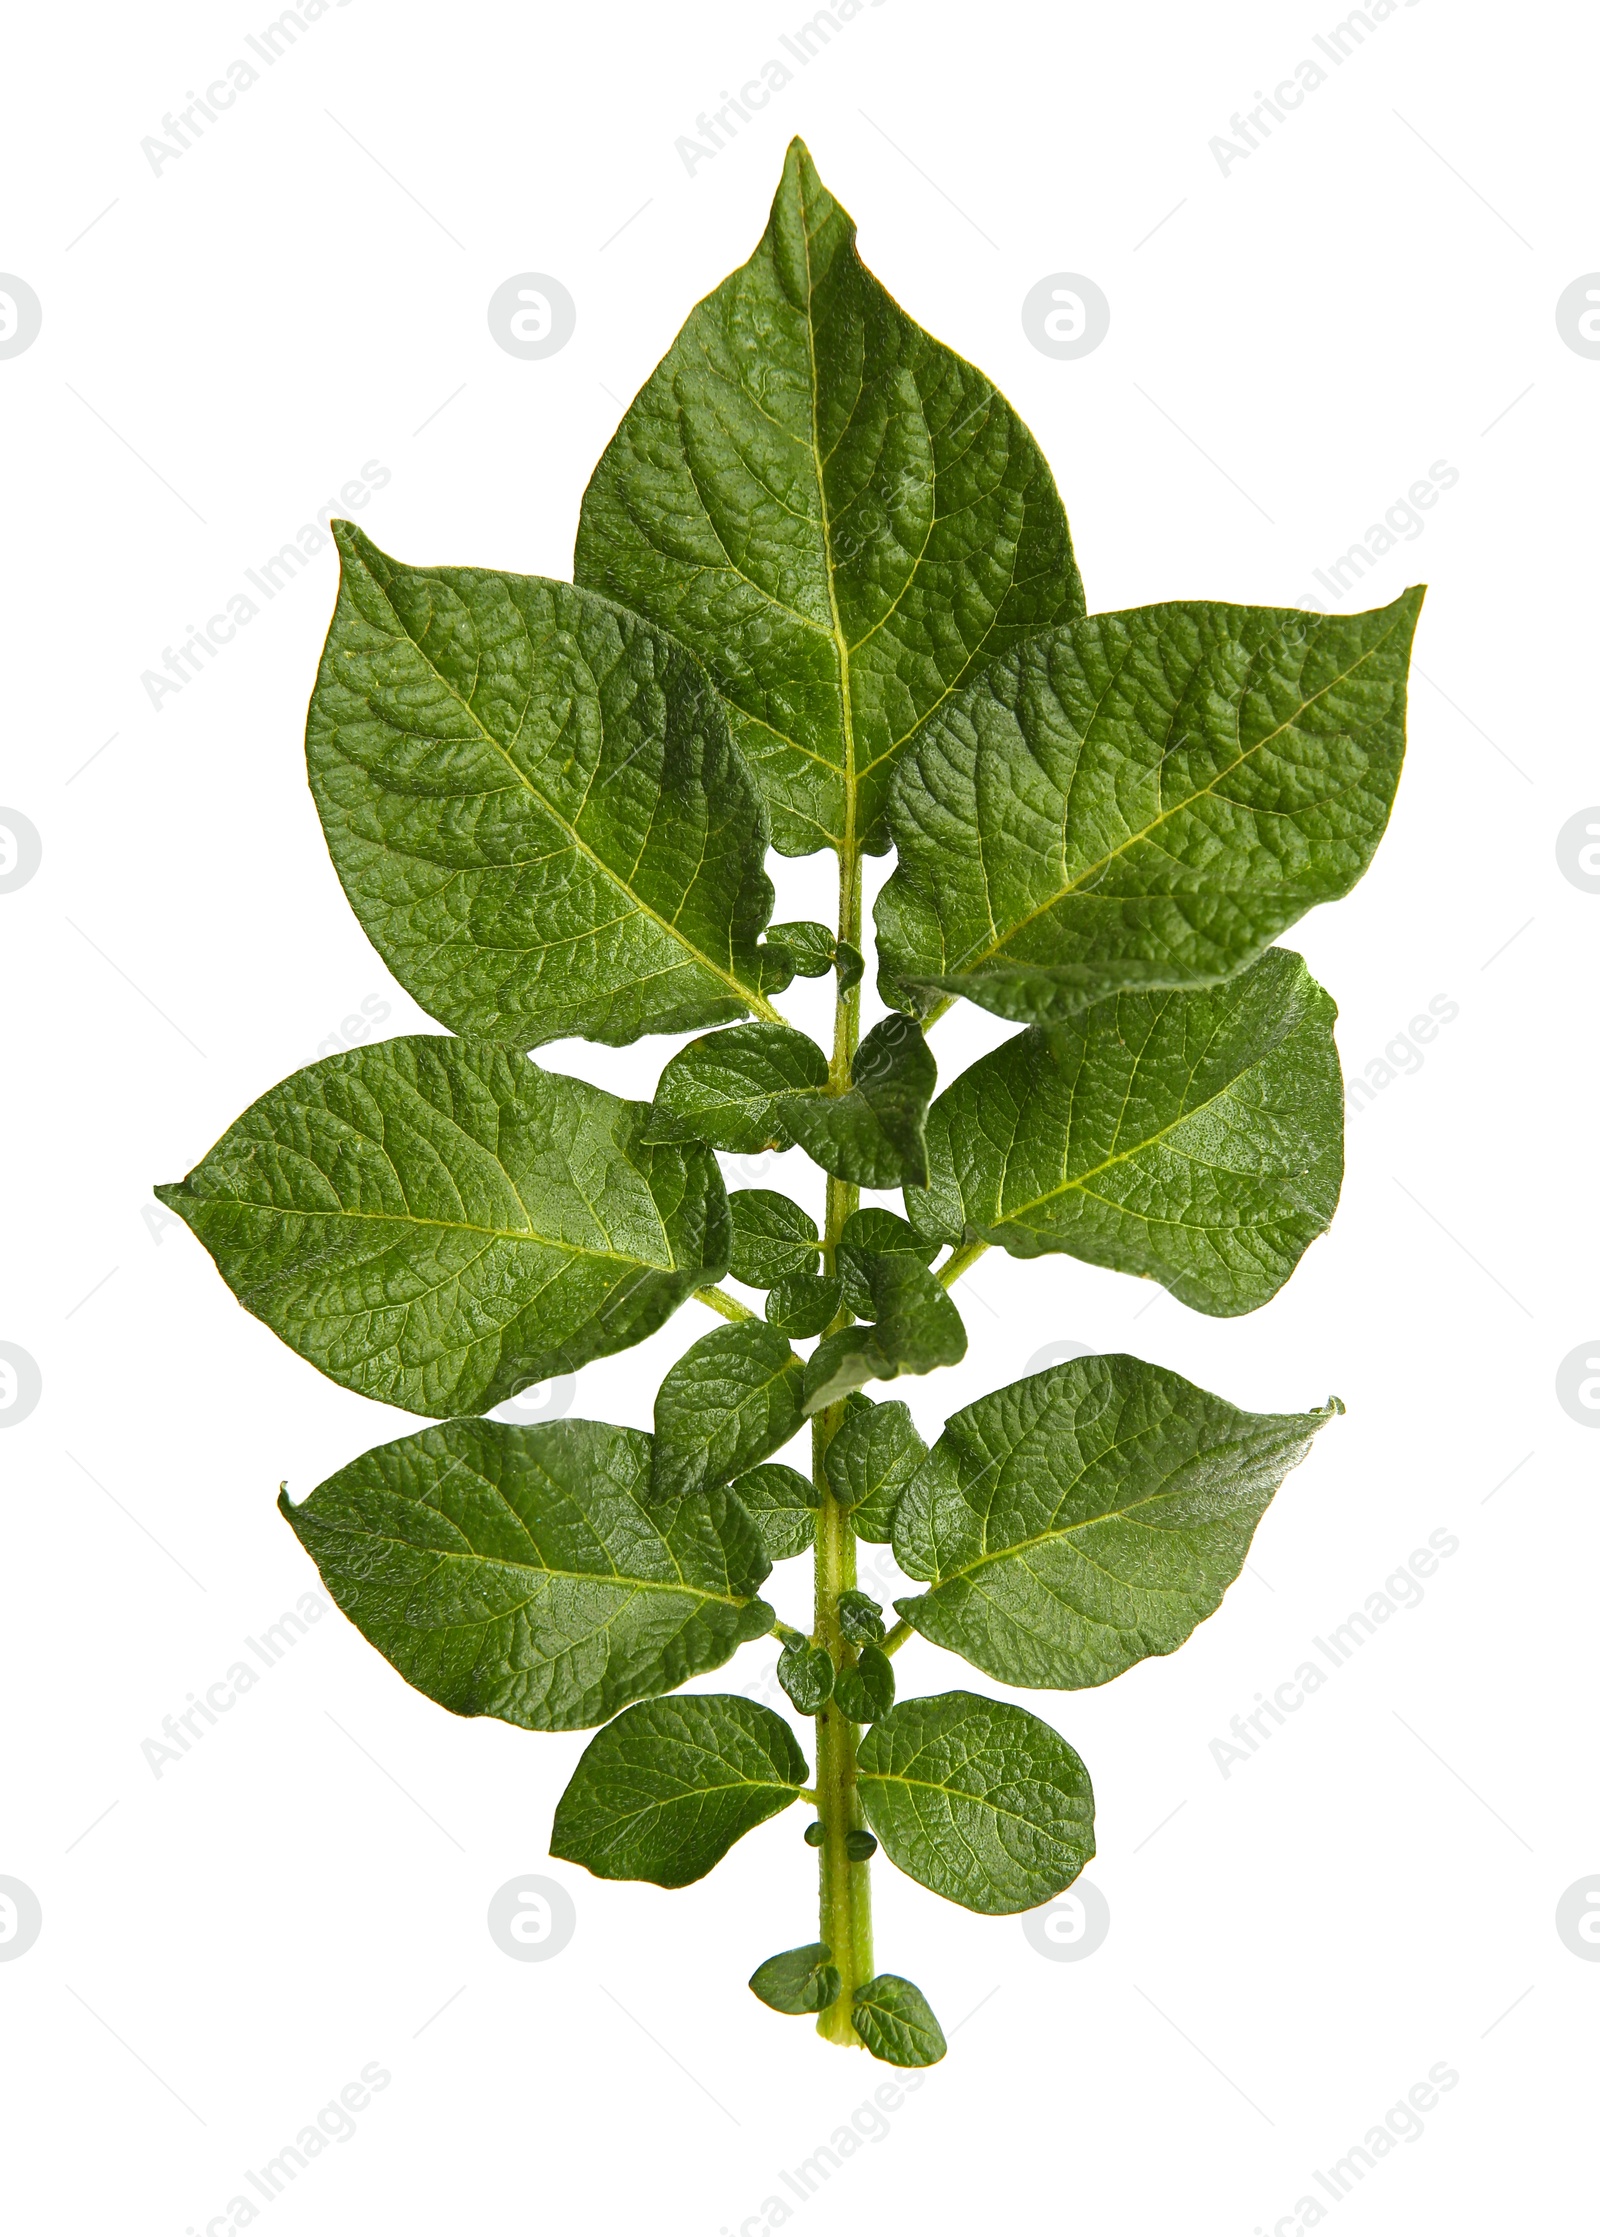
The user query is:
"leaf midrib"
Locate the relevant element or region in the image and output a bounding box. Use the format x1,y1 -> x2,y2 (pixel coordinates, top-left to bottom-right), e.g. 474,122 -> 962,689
975,1007 -> 1302,1233
309,1517 -> 754,1613
945,612 -> 1412,975
797,167 -> 860,863
190,1193 -> 669,1273
862,1765 -> 1088,1841
915,1413 -> 1317,1589
353,553 -> 782,1023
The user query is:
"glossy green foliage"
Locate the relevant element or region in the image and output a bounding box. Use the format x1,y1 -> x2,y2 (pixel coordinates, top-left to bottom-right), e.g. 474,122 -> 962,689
160,137 -> 1412,2065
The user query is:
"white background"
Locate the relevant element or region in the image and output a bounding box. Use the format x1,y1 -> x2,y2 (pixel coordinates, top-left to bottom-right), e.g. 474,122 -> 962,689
2,2 -> 1594,2231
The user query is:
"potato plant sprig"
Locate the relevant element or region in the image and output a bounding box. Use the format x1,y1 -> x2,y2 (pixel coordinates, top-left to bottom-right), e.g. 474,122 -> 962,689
159,140 -> 1419,2065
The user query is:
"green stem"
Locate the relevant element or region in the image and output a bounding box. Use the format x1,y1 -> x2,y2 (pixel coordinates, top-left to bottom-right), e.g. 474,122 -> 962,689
881,1617 -> 913,1657
693,1283 -> 757,1322
937,1238 -> 989,1289
813,837 -> 871,2047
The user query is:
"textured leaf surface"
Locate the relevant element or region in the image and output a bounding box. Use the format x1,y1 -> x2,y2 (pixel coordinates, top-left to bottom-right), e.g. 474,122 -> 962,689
804,1257 -> 966,1414
157,1038 -> 727,1417
836,1207 -> 937,1316
858,1692 -> 1094,1914
822,1398 -> 928,1543
905,948 -> 1343,1315
785,1017 -> 936,1188
551,1695 -> 808,1885
750,1944 -> 841,2014
652,1321 -> 805,1499
279,1418 -> 771,1732
307,526 -> 781,1047
851,1975 -> 946,2067
644,1024 -> 827,1154
764,1272 -> 843,1337
766,921 -> 837,977
779,1641 -> 836,1713
834,1643 -> 895,1723
877,590 -> 1422,1023
728,1190 -> 819,1287
646,1018 -> 935,1188
729,1461 -> 819,1563
894,1356 -> 1340,1688
574,139 -> 1083,856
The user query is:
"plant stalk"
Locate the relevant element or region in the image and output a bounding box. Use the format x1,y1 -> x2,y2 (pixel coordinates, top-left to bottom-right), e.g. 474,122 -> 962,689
813,837 -> 871,2045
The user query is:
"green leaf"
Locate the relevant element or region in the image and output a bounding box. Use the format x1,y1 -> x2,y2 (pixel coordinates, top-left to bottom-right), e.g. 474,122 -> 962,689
804,1258 -> 966,1414
551,1694 -> 809,1886
574,138 -> 1084,857
876,589 -> 1423,1024
785,1017 -> 936,1189
278,1417 -> 772,1732
652,1321 -> 805,1500
646,1018 -> 936,1189
834,1643 -> 895,1723
765,1272 -> 843,1337
307,524 -> 784,1048
157,1037 -> 728,1418
728,1190 -> 820,1288
857,1692 -> 1094,1915
893,1355 -> 1341,1688
643,1024 -> 828,1154
836,1207 -> 938,1315
851,1976 -> 947,2068
729,1461 -> 819,1563
835,941 -> 865,996
822,1398 -> 928,1543
904,948 -> 1344,1316
778,1641 -> 835,1713
749,1944 -> 841,2015
836,1588 -> 885,1644
766,921 -> 837,978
